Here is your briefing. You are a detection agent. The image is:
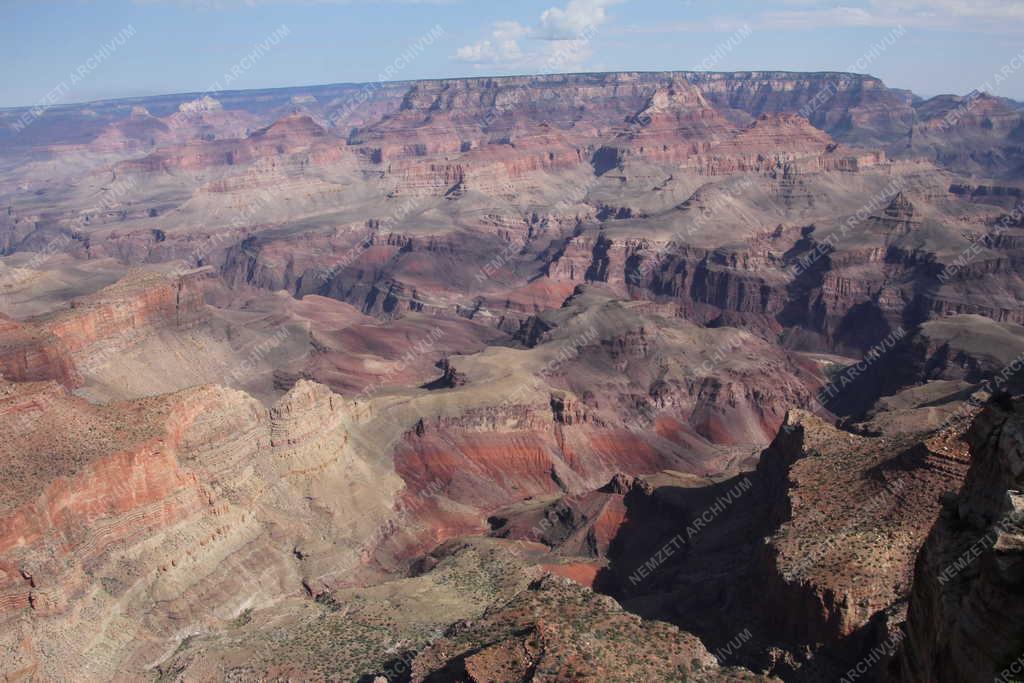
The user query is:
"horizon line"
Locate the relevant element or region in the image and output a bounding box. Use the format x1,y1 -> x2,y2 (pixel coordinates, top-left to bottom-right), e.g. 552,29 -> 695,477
0,67 -> 907,113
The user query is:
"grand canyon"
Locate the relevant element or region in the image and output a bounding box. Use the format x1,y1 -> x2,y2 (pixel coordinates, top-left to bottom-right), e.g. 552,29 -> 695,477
2,25 -> 1024,683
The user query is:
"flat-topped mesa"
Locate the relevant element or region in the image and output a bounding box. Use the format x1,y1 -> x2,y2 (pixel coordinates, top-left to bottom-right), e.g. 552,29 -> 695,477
384,73 -> 658,126
381,70 -> 906,132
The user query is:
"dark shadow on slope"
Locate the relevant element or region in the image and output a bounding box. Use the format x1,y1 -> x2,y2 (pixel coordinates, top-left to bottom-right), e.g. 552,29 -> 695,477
591,425 -> 910,682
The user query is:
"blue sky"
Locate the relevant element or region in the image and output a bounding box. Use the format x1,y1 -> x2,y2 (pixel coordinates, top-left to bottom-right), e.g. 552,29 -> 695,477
3,0 -> 1024,108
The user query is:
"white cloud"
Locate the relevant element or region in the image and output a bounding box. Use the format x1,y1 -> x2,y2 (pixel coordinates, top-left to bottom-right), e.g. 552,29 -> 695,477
454,21 -> 528,64
536,0 -> 620,40
453,0 -> 620,71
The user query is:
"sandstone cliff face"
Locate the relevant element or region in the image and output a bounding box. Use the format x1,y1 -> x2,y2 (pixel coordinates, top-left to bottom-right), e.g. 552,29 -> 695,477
38,268 -> 210,354
890,396 -> 1024,683
543,406 -> 973,680
0,379 -> 404,680
0,269 -> 212,393
0,315 -> 80,388
688,71 -> 915,145
750,411 -> 970,660
392,400 -> 673,514
910,93 -> 1024,179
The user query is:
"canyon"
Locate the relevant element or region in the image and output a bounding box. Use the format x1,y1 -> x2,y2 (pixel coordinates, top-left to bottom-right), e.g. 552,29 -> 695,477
0,69 -> 1022,681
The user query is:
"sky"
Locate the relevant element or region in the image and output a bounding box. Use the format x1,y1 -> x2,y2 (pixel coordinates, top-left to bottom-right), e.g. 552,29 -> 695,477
3,0 -> 1024,109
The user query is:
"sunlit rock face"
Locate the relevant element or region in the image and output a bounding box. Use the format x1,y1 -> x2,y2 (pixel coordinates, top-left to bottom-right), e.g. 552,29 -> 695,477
0,68 -> 1022,680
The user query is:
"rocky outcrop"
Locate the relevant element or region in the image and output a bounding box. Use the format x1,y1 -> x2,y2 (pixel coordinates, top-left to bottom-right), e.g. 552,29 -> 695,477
750,411 -> 970,655
910,93 -> 1024,179
550,407 -> 973,680
487,472 -> 645,564
420,357 -> 466,390
408,572 -> 772,682
38,268 -> 210,353
0,315 -> 80,388
0,269 -> 212,389
0,379 -> 404,680
868,191 -> 922,237
889,396 -> 1024,683
393,403 -> 670,510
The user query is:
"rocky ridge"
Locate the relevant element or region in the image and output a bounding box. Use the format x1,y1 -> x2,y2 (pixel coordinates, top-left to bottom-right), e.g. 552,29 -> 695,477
889,395 -> 1024,683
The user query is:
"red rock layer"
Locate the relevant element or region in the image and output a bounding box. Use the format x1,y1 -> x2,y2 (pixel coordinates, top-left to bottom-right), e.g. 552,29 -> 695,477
394,405 -> 682,514
38,269 -> 209,354
0,315 -> 80,388
0,379 -> 401,680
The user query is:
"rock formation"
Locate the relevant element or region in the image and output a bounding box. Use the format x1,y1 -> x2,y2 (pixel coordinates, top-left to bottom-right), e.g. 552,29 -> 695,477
0,379 -> 404,680
0,67 -> 1022,680
888,396 -> 1024,683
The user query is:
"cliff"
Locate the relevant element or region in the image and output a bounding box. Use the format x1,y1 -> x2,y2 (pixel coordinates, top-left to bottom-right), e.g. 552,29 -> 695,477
0,269 -> 212,391
0,315 -> 80,388
0,379 -> 404,680
889,396 -> 1024,682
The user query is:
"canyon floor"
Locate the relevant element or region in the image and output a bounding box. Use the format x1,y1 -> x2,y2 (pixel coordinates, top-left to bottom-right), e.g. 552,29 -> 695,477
0,70 -> 1023,682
